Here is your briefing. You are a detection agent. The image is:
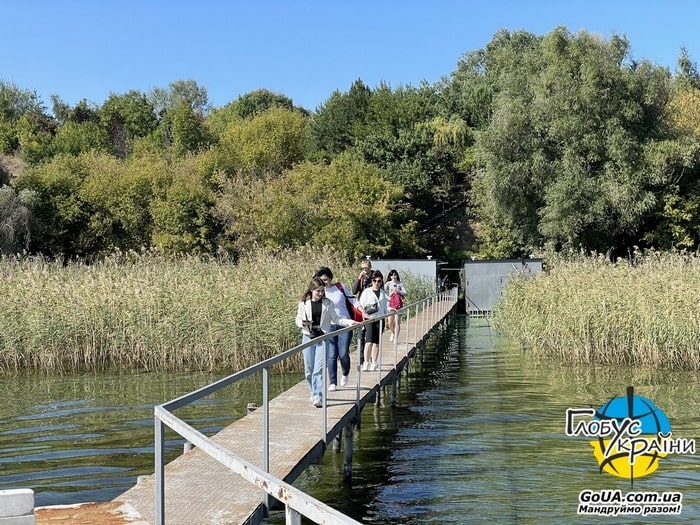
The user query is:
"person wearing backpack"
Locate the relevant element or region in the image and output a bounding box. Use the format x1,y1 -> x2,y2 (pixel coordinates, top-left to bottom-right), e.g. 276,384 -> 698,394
314,267 -> 359,391
385,269 -> 408,342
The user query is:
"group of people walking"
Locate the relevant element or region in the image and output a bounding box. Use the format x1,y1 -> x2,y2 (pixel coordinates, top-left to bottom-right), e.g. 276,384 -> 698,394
294,260 -> 408,407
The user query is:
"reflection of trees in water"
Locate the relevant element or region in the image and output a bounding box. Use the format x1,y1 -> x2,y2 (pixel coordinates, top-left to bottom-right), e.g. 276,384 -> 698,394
500,338 -> 700,419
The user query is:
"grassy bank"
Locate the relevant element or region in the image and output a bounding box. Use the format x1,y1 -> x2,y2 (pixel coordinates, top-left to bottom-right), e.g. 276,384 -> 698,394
1,248 -> 436,374
492,251 -> 700,370
0,248 -> 353,374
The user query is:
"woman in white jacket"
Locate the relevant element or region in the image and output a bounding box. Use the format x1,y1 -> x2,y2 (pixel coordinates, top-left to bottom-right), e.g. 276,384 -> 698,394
295,278 -> 357,407
358,270 -> 388,371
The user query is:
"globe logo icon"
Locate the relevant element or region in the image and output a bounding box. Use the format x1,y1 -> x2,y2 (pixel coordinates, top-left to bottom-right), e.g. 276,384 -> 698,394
590,386 -> 671,482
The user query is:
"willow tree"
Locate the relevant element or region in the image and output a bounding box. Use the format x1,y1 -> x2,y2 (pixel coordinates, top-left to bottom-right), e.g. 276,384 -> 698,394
470,27 -> 686,256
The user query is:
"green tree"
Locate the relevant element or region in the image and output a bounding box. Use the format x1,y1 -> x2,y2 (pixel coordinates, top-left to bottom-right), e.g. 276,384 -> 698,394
309,79 -> 371,158
16,113 -> 55,165
0,185 -> 37,253
150,156 -> 217,253
0,81 -> 50,156
78,151 -> 163,251
52,120 -> 111,156
14,154 -> 93,255
153,100 -> 211,156
473,27 -> 680,255
99,90 -> 158,158
0,81 -> 45,121
213,153 -> 406,258
217,107 -> 309,175
150,79 -> 210,118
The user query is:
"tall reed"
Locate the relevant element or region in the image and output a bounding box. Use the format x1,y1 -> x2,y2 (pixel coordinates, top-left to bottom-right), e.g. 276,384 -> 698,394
0,247 -> 355,374
492,250 -> 700,370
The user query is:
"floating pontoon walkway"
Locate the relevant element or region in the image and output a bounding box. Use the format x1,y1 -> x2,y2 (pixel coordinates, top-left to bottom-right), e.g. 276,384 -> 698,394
35,291 -> 457,525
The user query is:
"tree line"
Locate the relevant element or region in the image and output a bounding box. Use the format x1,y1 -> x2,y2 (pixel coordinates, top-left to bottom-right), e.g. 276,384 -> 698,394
2,26 -> 700,264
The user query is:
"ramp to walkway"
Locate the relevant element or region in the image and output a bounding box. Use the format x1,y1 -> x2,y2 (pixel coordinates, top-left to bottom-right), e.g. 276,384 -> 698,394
36,295 -> 456,525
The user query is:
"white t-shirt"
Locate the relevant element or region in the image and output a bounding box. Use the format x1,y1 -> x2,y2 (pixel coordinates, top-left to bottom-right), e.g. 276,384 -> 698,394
325,282 -> 352,320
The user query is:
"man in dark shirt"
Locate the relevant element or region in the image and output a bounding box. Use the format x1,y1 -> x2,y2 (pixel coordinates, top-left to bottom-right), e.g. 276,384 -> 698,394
353,258 -> 372,296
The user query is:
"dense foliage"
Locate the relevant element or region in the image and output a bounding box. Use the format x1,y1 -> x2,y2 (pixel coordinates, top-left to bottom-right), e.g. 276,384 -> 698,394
2,27 -> 700,263
0,248 -> 436,373
493,250 -> 700,370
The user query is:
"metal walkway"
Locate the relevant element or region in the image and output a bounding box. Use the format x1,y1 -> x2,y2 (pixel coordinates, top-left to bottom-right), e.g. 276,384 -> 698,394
36,289 -> 458,525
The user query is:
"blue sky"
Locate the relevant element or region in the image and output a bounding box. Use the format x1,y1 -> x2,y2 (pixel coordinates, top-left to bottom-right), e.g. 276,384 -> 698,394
3,1 -> 700,113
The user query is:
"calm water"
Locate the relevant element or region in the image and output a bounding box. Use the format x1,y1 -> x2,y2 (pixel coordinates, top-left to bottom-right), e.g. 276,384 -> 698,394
0,369 -> 302,507
269,316 -> 700,524
2,316 -> 699,524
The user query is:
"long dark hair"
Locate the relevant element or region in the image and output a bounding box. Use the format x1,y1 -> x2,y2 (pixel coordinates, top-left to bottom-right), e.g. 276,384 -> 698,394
301,277 -> 325,301
387,269 -> 400,281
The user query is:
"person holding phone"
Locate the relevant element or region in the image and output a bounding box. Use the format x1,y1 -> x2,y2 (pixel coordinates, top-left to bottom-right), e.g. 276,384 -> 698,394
295,278 -> 357,407
353,258 -> 373,296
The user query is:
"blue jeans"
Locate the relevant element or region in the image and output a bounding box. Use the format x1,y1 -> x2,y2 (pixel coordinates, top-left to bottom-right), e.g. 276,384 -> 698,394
302,335 -> 325,400
326,328 -> 352,386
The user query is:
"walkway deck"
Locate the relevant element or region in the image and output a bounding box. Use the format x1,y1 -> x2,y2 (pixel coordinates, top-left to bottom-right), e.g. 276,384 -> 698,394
36,298 -> 456,525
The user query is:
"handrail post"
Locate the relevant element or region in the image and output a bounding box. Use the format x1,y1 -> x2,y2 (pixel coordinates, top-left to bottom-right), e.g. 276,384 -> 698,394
322,340 -> 328,442
356,328 -> 363,409
155,415 -> 165,525
412,303 -> 418,349
378,318 -> 383,370
263,366 -> 270,513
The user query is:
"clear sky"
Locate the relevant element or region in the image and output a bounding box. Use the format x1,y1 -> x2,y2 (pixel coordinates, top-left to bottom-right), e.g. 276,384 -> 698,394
3,0 -> 700,113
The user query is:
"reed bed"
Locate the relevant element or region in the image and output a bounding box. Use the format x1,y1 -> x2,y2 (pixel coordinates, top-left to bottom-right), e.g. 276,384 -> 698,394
0,247 -> 357,374
492,251 -> 700,370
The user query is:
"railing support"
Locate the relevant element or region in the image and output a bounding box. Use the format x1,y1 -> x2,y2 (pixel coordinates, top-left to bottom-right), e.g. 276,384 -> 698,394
155,417 -> 165,525
343,423 -> 354,483
150,289 -> 456,525
286,506 -> 302,525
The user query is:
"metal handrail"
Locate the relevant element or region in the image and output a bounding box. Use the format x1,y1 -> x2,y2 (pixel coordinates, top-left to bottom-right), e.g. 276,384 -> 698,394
154,287 -> 458,525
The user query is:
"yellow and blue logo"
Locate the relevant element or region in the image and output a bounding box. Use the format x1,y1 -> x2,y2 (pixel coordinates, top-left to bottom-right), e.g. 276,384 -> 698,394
566,386 -> 693,485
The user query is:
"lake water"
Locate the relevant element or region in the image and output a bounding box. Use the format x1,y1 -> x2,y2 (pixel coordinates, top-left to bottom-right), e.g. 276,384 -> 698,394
2,316 -> 699,523
269,316 -> 700,524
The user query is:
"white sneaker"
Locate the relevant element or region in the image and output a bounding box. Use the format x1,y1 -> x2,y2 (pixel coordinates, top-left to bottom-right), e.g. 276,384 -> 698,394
312,397 -> 322,408
389,333 -> 395,342
329,384 -> 336,392
340,375 -> 348,387
372,362 -> 380,371
362,362 -> 369,371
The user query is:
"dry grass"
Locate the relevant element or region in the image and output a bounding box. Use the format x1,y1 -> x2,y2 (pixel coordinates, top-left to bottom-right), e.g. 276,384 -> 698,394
492,250 -> 700,370
0,247 -> 355,374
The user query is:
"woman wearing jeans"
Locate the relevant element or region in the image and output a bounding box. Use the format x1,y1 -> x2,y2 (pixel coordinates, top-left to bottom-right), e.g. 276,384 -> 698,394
314,266 -> 355,391
295,278 -> 357,407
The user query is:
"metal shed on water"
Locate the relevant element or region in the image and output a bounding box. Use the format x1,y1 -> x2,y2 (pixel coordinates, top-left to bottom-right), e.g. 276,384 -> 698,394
462,258 -> 543,315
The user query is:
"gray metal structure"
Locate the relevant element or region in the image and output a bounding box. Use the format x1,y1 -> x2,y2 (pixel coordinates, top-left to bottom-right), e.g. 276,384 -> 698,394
462,258 -> 543,314
368,258 -> 439,292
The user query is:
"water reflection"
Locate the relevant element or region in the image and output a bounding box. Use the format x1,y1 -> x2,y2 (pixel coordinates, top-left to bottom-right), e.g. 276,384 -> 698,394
2,316 -> 699,523
0,370 -> 301,507
271,317 -> 700,524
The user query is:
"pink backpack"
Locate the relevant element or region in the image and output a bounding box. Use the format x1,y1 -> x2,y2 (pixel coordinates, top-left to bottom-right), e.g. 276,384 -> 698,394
389,291 -> 404,309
